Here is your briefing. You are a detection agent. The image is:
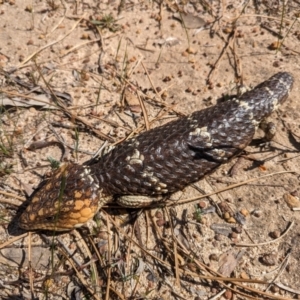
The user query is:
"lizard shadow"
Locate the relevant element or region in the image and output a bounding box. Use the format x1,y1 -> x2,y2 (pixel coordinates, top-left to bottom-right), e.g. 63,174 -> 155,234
8,179 -> 59,237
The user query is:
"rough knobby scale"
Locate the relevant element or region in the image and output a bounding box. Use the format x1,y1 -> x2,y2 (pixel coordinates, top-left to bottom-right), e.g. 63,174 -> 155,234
19,72 -> 294,231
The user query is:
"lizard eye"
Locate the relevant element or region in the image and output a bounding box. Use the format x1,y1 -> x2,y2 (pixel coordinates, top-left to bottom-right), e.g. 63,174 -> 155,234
45,216 -> 56,222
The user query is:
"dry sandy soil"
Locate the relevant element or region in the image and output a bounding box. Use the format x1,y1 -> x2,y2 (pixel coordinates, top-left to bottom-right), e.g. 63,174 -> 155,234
1,0 -> 300,299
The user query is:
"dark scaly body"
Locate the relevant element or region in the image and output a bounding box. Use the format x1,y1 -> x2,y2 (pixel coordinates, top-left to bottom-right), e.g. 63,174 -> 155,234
19,72 -> 294,231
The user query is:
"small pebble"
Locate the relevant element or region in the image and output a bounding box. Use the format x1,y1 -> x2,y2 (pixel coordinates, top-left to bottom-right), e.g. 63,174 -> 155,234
98,232 -> 108,240
240,271 -> 249,279
230,232 -> 238,239
198,201 -> 207,209
233,226 -> 243,234
236,30 -> 244,38
209,253 -> 218,261
223,212 -> 230,220
162,76 -> 171,82
182,51 -> 189,57
270,230 -> 281,239
252,209 -> 262,218
186,47 -> 197,54
215,234 -> 222,241
260,253 -> 277,266
156,219 -> 166,227
81,33 -> 90,40
227,217 -> 236,224
25,5 -> 33,12
240,208 -> 249,217
187,262 -> 197,272
219,201 -> 230,212
200,216 -> 208,225
269,41 -> 281,50
224,289 -> 232,299
155,211 -> 163,219
283,193 -> 300,209
161,91 -> 168,99
270,285 -> 279,293
223,27 -> 233,34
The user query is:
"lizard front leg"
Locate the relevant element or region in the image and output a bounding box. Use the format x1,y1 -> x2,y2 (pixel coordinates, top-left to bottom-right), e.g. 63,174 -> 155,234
116,195 -> 164,208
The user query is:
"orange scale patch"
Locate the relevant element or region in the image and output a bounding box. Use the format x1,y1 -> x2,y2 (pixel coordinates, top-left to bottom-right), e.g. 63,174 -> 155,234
83,199 -> 92,206
29,214 -> 36,221
69,219 -> 80,226
54,202 -> 65,209
79,207 -> 93,218
61,207 -> 72,212
45,183 -> 53,191
69,212 -> 82,219
74,191 -> 83,199
31,196 -> 40,203
78,216 -> 90,223
38,208 -> 44,216
74,200 -> 85,211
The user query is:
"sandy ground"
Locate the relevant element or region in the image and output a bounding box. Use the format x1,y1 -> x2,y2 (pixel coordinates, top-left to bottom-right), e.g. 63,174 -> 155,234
1,0 -> 300,299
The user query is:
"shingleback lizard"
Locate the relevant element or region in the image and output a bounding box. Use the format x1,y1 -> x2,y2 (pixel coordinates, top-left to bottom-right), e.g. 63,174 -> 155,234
19,72 -> 294,231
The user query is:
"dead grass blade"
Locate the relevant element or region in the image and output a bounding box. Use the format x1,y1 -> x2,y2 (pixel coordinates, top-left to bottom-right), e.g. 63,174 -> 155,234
105,213 -> 112,300
235,221 -> 294,247
136,90 -> 150,131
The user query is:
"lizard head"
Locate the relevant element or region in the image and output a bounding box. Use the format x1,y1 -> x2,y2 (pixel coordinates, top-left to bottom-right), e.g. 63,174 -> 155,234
19,163 -> 106,231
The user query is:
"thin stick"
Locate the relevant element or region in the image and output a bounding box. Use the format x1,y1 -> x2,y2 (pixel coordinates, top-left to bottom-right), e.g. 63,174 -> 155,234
28,232 -> 34,298
0,190 -> 25,202
168,171 -> 296,206
0,233 -> 28,250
